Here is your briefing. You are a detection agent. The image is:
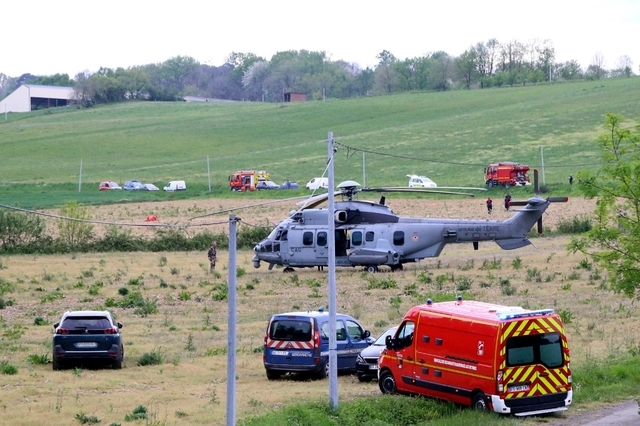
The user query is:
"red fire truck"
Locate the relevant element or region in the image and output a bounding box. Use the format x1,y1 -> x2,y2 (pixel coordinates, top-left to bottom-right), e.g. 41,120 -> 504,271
484,162 -> 531,187
378,299 -> 572,416
229,170 -> 270,191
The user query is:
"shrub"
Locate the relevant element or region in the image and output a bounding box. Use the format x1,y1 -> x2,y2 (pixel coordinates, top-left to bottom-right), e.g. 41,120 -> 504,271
33,316 -> 48,326
0,209 -> 45,250
74,412 -> 101,424
27,354 -> 50,365
138,349 -> 164,366
124,405 -> 148,421
556,215 -> 592,234
210,283 -> 228,301
57,201 -> 94,249
1,361 -> 18,375
133,299 -> 158,317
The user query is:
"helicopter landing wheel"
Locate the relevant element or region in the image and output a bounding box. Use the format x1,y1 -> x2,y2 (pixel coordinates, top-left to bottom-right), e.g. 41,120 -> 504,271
365,265 -> 378,273
390,264 -> 403,272
283,267 -> 295,273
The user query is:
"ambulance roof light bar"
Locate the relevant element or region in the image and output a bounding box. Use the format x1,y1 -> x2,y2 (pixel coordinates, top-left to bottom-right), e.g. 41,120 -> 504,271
497,308 -> 554,320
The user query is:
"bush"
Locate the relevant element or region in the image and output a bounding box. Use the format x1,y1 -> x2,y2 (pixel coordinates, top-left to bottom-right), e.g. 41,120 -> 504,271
57,201 -> 94,249
27,353 -> 50,365
556,215 -> 592,234
124,405 -> 148,421
33,316 -> 49,326
138,349 -> 164,366
0,209 -> 45,251
1,361 -> 18,375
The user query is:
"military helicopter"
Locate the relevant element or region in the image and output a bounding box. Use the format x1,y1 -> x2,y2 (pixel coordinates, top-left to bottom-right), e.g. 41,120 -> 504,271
251,170 -> 568,272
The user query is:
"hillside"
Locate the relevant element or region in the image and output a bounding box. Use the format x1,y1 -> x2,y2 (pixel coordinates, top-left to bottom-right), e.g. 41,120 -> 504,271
1,77 -> 639,208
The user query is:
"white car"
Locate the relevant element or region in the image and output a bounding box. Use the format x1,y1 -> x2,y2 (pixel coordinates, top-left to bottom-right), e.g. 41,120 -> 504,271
407,174 -> 437,188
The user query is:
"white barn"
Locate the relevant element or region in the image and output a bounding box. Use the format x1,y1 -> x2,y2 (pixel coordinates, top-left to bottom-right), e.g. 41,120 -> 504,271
0,84 -> 75,113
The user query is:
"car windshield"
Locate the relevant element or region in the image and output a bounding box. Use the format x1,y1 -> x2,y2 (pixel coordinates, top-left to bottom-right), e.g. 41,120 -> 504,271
373,327 -> 398,345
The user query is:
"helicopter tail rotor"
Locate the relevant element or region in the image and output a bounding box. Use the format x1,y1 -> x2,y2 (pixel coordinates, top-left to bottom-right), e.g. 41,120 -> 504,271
507,170 -> 568,234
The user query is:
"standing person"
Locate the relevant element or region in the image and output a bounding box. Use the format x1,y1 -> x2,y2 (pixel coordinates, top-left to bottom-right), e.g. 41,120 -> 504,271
207,241 -> 217,270
486,197 -> 493,214
569,174 -> 573,185
504,194 -> 511,211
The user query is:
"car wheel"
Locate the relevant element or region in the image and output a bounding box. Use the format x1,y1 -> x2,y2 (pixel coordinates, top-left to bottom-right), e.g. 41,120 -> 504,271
472,392 -> 489,411
357,375 -> 373,383
113,345 -> 124,369
315,360 -> 329,380
266,369 -> 283,380
366,265 -> 378,273
52,354 -> 62,371
379,370 -> 397,394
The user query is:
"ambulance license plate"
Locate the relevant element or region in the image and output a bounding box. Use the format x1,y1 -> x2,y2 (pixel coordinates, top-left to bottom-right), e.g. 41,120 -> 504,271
272,350 -> 288,356
509,384 -> 529,392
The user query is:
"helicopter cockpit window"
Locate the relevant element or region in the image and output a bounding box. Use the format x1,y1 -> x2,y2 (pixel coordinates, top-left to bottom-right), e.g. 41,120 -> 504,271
317,232 -> 327,247
393,231 -> 405,246
275,230 -> 287,241
351,231 -> 362,246
303,232 -> 313,246
366,231 -> 375,242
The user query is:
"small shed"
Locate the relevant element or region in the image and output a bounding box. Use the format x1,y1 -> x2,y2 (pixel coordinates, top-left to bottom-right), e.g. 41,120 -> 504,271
0,84 -> 75,113
284,92 -> 307,102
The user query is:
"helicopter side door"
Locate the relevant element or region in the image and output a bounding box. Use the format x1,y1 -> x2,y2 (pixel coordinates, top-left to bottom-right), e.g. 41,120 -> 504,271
287,229 -> 325,267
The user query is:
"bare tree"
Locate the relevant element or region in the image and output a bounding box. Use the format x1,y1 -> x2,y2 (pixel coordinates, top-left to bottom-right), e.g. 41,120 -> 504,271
589,52 -> 607,79
615,55 -> 634,77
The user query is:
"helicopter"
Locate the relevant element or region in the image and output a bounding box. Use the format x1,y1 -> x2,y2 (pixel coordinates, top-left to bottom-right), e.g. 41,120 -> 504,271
251,170 -> 568,273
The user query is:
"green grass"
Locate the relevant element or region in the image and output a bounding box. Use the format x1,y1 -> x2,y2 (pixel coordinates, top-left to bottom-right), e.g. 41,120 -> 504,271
2,78 -> 640,209
240,354 -> 640,426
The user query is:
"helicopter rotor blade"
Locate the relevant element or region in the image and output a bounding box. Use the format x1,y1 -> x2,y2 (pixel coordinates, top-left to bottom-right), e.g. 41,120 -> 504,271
296,191 -> 342,210
359,187 -> 477,197
190,194 -> 310,219
547,197 -> 569,203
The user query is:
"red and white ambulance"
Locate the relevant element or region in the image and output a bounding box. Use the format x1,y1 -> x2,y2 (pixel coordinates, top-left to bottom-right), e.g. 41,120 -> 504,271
378,298 -> 572,416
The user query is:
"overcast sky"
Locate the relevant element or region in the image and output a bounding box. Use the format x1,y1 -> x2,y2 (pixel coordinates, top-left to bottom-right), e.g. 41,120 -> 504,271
2,0 -> 638,78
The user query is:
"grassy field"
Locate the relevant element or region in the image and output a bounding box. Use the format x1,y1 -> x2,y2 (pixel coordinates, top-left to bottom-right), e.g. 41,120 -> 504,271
1,78 -> 639,425
1,195 -> 639,425
1,77 -> 640,210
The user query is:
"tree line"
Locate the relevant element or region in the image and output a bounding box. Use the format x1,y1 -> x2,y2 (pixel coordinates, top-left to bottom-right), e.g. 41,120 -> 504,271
0,38 -> 636,106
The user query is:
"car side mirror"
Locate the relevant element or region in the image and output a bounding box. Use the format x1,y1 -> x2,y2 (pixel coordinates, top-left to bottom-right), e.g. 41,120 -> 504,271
117,322 -> 123,329
364,330 -> 371,338
385,335 -> 395,350
53,322 -> 60,329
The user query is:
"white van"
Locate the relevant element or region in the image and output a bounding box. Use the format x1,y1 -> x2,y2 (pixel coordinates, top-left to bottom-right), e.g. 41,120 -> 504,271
305,177 -> 329,190
163,180 -> 187,191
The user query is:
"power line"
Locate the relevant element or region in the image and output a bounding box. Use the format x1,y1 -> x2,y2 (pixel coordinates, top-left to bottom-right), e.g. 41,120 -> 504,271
335,141 -> 603,168
0,203 -> 228,228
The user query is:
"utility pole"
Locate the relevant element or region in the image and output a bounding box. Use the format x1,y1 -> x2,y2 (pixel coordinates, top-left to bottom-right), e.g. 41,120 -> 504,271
327,132 -> 338,409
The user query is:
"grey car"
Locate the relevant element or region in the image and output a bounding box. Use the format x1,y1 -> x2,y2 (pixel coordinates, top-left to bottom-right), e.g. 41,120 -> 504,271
52,310 -> 124,370
355,326 -> 398,382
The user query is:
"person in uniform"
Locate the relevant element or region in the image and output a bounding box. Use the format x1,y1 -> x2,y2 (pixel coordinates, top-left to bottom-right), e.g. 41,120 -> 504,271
504,194 -> 511,211
207,241 -> 217,270
486,197 -> 493,214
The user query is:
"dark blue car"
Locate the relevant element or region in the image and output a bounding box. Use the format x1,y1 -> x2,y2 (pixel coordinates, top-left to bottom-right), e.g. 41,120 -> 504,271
263,308 -> 372,380
52,310 -> 124,370
280,181 -> 299,189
